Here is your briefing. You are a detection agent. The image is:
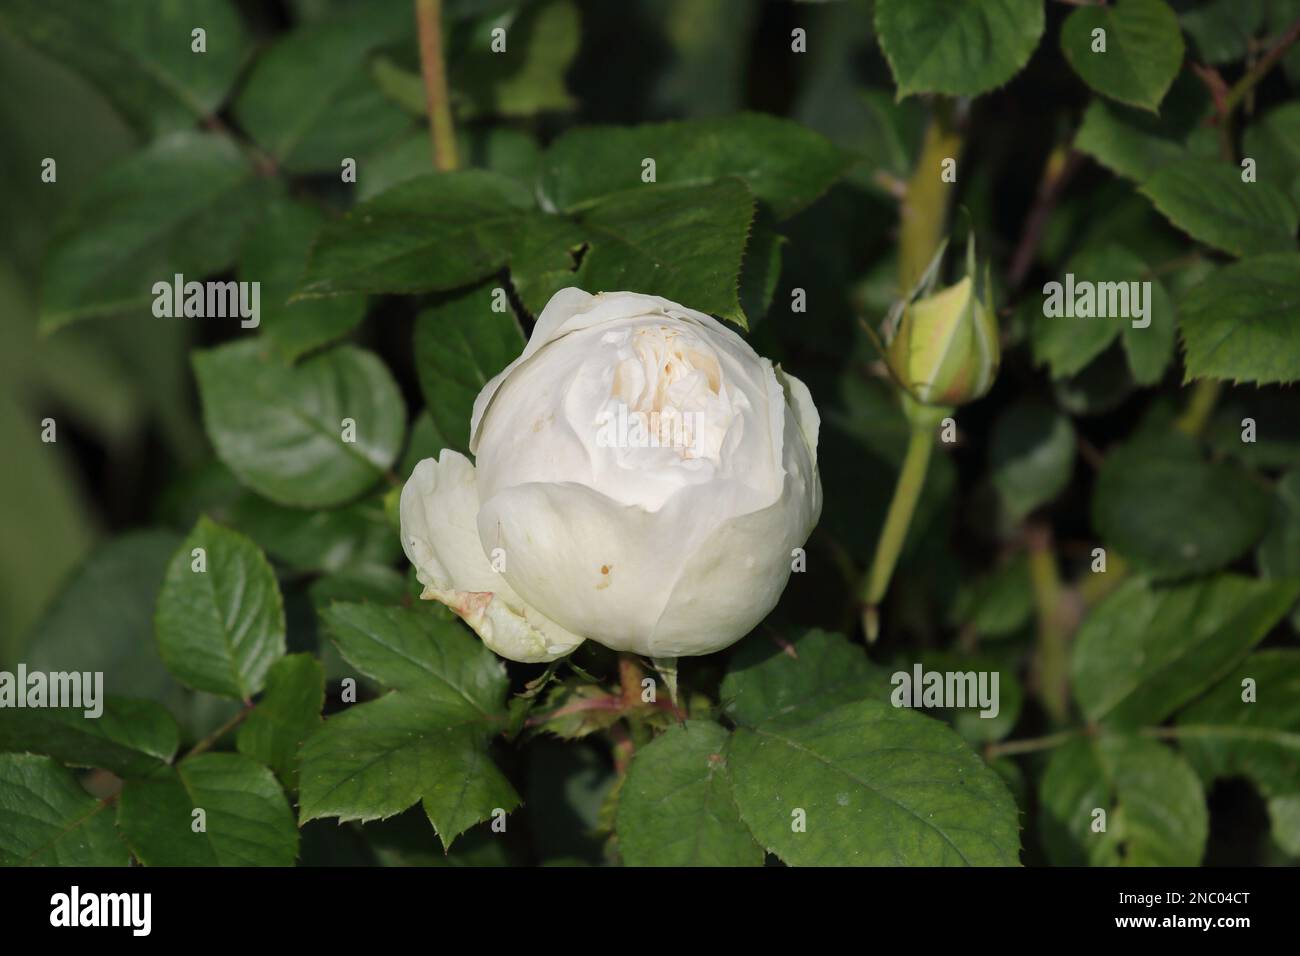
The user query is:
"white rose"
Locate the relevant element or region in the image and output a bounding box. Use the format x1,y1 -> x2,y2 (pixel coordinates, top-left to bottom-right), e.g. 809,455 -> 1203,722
400,288 -> 821,662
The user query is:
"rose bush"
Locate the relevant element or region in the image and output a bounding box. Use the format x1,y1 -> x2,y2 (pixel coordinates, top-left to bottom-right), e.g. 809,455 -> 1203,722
401,287 -> 821,661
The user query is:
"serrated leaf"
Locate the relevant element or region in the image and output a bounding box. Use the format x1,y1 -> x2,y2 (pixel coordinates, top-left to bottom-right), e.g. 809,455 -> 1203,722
507,212 -> 589,316
302,605 -> 515,847
320,603 -> 507,714
1039,735 -> 1207,866
0,0 -> 251,136
1259,470 -> 1300,592
989,402 -> 1076,520
38,132 -> 274,332
537,113 -> 851,220
1140,159 -> 1298,257
237,654 -> 324,790
297,171 -> 534,297
155,516 -> 286,700
1061,0 -> 1184,111
1178,253 -> 1300,385
1092,432 -> 1274,579
874,0 -> 1044,99
0,696 -> 178,778
572,179 -> 755,328
726,699 -> 1021,866
193,340 -> 406,508
239,199 -> 367,361
1243,101 -> 1300,200
233,3 -> 413,172
297,693 -> 515,836
224,491 -> 400,573
616,722 -> 763,867
116,753 -> 298,866
413,284 -> 525,456
1175,650 -> 1300,798
721,628 -> 891,728
0,754 -> 127,866
1072,575 -> 1300,727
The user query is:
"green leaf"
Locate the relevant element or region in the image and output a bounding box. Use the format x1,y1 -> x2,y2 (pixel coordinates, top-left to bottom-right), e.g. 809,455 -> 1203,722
572,179 -> 755,328
155,516 -> 286,700
726,698 -> 1020,865
224,492 -> 400,573
1032,244 -> 1174,379
989,402 -> 1076,520
413,284 -> 525,456
239,199 -> 367,361
1072,575 -> 1300,727
301,604 -> 516,848
232,4 -> 413,172
1181,0 -> 1268,65
1140,159 -> 1298,257
1039,735 -> 1207,866
507,212 -> 590,316
721,629 -> 891,728
949,554 -> 1034,639
537,113 -> 852,220
452,0 -> 580,118
320,603 -> 507,714
116,753 -> 298,866
0,696 -> 178,778
297,171 -> 534,297
1176,650 -> 1300,798
1075,98 -> 1189,182
1061,0 -> 1184,112
1268,794 -> 1300,857
1178,253 -> 1300,385
1259,469 -> 1300,590
193,340 -> 406,508
874,0 -> 1045,99
0,0 -> 251,135
738,212 -> 785,324
38,132 -> 274,332
0,754 -> 127,866
616,722 -> 763,867
1244,102 -> 1300,200
1092,432 -> 1274,579
237,654 -> 324,790
298,693 -> 517,844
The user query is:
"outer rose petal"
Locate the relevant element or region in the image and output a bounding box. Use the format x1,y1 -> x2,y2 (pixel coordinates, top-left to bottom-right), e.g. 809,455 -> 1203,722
399,451 -> 584,663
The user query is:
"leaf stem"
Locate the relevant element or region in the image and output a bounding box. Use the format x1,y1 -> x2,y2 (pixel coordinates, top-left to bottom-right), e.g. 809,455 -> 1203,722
1174,379 -> 1223,438
415,0 -> 458,172
1027,523 -> 1070,725
181,704 -> 253,763
860,400 -> 946,640
984,728 -> 1081,759
1223,16 -> 1300,117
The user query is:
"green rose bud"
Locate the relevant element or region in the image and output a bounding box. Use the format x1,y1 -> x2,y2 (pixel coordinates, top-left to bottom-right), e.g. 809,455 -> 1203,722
885,243 -> 999,407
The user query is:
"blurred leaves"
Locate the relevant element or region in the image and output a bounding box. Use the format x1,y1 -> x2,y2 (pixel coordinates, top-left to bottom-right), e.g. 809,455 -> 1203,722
1060,0 -> 1183,112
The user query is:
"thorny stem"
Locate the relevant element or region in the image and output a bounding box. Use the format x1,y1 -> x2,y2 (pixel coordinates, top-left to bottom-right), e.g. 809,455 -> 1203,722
415,0 -> 458,172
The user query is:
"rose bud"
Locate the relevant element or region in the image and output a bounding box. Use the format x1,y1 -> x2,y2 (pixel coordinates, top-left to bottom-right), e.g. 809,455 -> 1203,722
400,288 -> 822,663
885,243 -> 999,407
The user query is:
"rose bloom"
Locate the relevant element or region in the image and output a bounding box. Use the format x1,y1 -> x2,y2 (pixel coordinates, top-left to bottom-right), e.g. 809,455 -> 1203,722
400,288 -> 821,662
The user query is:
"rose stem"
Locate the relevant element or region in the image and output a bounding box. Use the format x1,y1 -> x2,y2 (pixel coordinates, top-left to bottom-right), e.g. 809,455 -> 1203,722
860,401 -> 944,641
415,0 -> 458,172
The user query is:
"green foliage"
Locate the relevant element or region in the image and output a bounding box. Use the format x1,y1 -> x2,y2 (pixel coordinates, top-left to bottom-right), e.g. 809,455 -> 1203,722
7,0 -> 1299,871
